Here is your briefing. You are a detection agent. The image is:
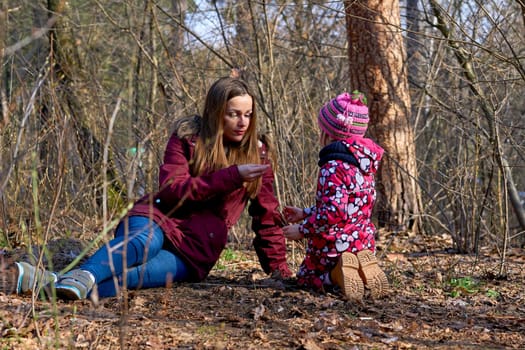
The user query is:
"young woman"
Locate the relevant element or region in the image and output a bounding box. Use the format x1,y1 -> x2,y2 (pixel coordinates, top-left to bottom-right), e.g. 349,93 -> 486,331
283,91 -> 389,301
5,77 -> 291,301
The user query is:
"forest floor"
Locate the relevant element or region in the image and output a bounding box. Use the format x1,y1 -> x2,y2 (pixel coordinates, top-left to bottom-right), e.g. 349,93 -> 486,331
1,231 -> 524,349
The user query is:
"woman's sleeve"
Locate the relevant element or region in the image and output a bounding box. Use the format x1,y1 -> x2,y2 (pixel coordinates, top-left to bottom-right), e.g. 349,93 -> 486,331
154,133 -> 244,208
248,160 -> 292,278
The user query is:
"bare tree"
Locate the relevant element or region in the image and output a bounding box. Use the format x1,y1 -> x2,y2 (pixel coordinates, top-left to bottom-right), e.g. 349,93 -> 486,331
344,0 -> 423,234
518,0 -> 525,27
0,2 -> 7,128
428,0 -> 525,259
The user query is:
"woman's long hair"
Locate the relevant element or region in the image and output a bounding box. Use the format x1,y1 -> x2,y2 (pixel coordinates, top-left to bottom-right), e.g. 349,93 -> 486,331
190,77 -> 262,198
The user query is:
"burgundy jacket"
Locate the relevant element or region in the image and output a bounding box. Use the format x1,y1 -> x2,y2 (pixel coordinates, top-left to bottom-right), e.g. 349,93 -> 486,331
128,132 -> 291,281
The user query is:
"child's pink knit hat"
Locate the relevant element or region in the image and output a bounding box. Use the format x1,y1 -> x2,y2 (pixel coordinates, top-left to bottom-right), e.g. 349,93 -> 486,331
318,90 -> 369,139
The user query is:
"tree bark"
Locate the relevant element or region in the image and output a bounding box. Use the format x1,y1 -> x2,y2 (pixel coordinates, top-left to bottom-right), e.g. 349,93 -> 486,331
518,0 -> 525,31
0,2 -> 7,128
168,0 -> 187,60
344,0 -> 423,233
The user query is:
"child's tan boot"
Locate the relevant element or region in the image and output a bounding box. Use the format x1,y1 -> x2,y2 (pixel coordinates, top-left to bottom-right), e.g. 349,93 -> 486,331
356,249 -> 389,299
331,252 -> 364,301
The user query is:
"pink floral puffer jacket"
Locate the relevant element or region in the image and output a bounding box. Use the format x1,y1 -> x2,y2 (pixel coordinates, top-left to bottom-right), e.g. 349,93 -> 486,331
296,136 -> 384,290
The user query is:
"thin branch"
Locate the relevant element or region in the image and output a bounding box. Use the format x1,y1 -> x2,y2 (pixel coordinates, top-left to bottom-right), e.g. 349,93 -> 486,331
2,16 -> 57,58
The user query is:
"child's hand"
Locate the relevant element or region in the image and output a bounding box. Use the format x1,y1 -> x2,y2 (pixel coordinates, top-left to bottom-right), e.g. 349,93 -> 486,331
283,206 -> 304,223
283,224 -> 304,241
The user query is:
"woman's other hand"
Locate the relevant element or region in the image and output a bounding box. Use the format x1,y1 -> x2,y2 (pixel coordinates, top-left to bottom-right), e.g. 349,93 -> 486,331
283,206 -> 304,223
283,224 -> 304,241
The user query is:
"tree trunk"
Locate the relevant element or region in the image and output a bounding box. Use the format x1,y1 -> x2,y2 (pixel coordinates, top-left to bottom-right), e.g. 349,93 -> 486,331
47,0 -> 123,211
168,0 -> 187,60
406,0 -> 424,125
0,2 -> 7,128
518,0 -> 525,31
344,0 -> 423,233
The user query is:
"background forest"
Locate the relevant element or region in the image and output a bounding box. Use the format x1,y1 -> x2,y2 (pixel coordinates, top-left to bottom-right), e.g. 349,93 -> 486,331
1,1 -> 525,349
1,0 -> 524,275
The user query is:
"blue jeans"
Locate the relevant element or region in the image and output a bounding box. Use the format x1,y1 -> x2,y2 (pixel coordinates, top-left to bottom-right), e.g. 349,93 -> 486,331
80,216 -> 189,297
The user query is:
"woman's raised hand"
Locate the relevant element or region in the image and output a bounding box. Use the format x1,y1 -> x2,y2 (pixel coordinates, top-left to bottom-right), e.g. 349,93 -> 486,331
237,164 -> 270,182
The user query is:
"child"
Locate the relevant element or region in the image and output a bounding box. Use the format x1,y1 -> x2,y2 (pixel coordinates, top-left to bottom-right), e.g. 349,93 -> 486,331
283,91 -> 388,301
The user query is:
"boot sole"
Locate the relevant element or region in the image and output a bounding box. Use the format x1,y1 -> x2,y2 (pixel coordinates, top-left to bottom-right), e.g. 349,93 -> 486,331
357,249 -> 389,299
339,252 -> 365,301
55,285 -> 83,300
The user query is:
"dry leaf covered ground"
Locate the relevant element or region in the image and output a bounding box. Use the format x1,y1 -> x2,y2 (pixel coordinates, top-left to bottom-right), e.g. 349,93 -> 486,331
1,232 -> 524,349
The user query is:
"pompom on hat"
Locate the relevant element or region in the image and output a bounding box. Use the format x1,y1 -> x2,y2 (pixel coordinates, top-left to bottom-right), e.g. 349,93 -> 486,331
318,90 -> 369,139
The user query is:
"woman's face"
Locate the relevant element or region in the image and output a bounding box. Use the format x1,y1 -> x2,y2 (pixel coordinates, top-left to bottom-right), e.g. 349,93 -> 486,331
223,94 -> 253,143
